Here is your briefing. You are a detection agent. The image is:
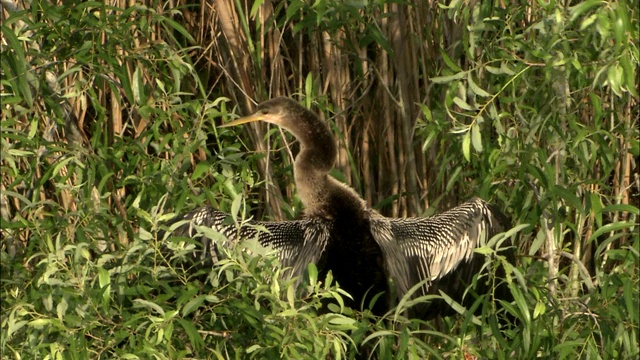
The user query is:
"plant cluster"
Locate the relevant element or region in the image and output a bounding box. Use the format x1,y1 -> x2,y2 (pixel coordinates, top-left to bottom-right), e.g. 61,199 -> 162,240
1,0 -> 638,359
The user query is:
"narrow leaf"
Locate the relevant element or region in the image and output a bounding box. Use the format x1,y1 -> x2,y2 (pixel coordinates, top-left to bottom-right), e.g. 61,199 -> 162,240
471,123 -> 483,152
441,50 -> 462,72
468,75 -> 491,97
430,71 -> 466,83
589,221 -> 635,242
462,131 -> 471,161
453,97 -> 474,111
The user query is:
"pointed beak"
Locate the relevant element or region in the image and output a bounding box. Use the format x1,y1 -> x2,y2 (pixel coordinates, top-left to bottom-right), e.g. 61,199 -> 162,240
219,114 -> 266,128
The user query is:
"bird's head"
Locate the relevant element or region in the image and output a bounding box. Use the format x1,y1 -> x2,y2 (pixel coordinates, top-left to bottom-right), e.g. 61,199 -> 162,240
220,97 -> 309,131
221,97 -> 337,174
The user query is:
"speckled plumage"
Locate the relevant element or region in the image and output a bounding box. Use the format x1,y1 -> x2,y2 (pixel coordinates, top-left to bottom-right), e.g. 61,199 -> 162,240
167,97 -> 514,318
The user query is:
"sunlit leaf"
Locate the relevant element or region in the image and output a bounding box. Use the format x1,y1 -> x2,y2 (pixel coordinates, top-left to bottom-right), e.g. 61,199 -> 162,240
589,220 -> 636,243
453,96 -> 474,111
431,71 -> 467,83
462,131 -> 471,161
471,123 -> 483,152
468,75 -> 491,97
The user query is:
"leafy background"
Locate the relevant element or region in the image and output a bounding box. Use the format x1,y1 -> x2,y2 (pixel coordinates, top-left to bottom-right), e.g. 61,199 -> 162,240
1,0 -> 638,358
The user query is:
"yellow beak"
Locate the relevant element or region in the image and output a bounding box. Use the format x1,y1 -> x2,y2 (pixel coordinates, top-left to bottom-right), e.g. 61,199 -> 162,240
219,114 -> 266,128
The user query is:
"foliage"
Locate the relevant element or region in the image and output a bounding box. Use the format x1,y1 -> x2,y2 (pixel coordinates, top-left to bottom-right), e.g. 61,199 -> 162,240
1,0 -> 638,359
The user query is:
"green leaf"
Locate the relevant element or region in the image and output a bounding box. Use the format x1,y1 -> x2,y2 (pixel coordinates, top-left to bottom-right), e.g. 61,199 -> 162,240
485,65 -> 502,75
278,309 -> 298,317
509,285 -> 530,326
133,299 -> 165,316
471,123 -> 483,152
176,318 -> 205,351
6,318 -> 27,341
327,314 -> 357,330
419,103 -> 433,122
192,163 -> 210,180
533,301 -> 546,319
501,223 -> 531,240
589,192 -> 603,227
430,71 -> 466,83
474,246 -> 493,255
445,166 -> 462,193
51,156 -> 76,178
500,62 -> 515,76
462,131 -> 471,162
182,296 -> 205,317
250,0 -> 266,17
468,75 -> 491,97
305,73 -> 313,101
98,266 -> 110,288
552,185 -> 583,214
27,318 -> 51,329
569,0 -> 605,23
230,193 -> 242,220
56,298 -> 68,321
580,14 -> 598,30
529,229 -> 546,256
132,66 -> 141,105
526,164 -> 549,191
607,64 -> 624,96
156,15 -> 195,43
246,344 -> 262,354
286,284 -> 296,308
2,25 -> 33,107
363,330 -> 395,344
589,221 -> 636,243
620,53 -> 638,97
438,290 -> 481,325
307,262 -> 318,287
441,50 -> 462,72
453,96 -> 474,111
554,340 -> 584,357
601,204 -> 640,215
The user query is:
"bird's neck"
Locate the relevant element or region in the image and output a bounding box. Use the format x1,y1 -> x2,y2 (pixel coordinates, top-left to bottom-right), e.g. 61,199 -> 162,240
286,113 -> 337,171
286,113 -> 338,211
296,174 -> 367,218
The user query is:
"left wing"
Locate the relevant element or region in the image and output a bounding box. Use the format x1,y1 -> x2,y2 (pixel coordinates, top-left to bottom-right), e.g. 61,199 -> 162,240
163,207 -> 331,280
370,198 -> 512,317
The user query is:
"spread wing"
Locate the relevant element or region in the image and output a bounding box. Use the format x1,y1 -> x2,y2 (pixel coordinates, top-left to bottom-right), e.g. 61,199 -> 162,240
164,207 -> 330,280
370,198 -> 512,317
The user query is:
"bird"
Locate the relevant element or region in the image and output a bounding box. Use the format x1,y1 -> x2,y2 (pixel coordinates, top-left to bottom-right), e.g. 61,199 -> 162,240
166,97 -> 514,318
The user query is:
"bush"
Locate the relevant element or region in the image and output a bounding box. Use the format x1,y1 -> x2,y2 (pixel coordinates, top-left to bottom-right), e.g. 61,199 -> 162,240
2,0 -> 637,359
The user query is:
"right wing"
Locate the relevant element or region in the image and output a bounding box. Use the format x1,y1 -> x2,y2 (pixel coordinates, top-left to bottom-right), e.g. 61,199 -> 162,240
369,198 -> 513,318
164,207 -> 331,280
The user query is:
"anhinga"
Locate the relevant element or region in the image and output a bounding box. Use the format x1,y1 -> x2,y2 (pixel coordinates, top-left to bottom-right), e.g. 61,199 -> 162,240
168,97 -> 513,318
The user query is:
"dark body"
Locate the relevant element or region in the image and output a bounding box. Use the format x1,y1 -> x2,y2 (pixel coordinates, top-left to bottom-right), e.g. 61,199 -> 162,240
170,97 -> 514,319
315,188 -> 389,314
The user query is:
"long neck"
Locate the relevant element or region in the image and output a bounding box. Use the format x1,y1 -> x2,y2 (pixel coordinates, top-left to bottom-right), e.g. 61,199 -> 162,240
282,111 -> 337,210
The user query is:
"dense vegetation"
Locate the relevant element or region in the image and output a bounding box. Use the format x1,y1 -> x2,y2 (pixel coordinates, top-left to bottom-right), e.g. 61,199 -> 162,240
1,0 -> 638,358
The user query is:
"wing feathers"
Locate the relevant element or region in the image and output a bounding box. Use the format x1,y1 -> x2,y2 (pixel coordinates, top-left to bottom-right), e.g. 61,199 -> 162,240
371,197 -> 508,300
167,197 -> 510,318
165,207 -> 329,280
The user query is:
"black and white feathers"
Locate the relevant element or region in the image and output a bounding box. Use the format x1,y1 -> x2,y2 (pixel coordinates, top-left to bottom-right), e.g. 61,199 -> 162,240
164,97 -> 514,318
